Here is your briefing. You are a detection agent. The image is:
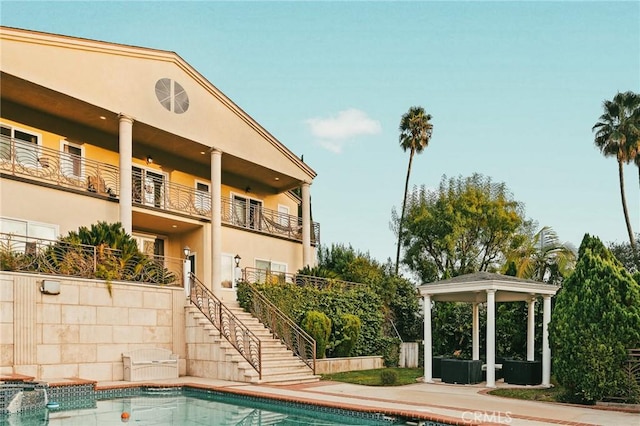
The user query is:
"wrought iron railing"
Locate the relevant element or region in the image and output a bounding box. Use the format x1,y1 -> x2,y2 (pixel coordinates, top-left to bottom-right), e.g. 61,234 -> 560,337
221,196 -> 320,244
0,232 -> 182,286
1,136 -> 320,243
131,169 -> 211,218
240,277 -> 316,374
624,349 -> 640,400
1,135 -> 119,196
188,273 -> 262,379
243,267 -> 363,290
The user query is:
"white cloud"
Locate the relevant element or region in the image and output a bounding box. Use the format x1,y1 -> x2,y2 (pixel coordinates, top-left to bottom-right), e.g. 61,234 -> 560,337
305,108 -> 382,153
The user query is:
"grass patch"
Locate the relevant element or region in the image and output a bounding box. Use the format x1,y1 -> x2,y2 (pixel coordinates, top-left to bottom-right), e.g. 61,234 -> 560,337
488,385 -> 565,402
321,368 -> 422,386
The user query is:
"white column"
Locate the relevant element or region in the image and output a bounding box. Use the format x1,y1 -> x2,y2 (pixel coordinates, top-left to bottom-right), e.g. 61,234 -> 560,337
210,149 -> 222,296
423,294 -> 433,383
527,297 -> 536,361
542,295 -> 552,387
301,181 -> 312,267
486,289 -> 496,388
472,302 -> 480,361
118,114 -> 134,234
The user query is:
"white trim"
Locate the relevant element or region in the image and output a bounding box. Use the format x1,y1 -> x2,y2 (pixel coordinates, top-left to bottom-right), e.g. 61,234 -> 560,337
194,179 -> 211,213
277,204 -> 290,227
0,216 -> 59,242
132,164 -> 168,208
0,121 -> 42,168
254,258 -> 287,274
59,139 -> 85,178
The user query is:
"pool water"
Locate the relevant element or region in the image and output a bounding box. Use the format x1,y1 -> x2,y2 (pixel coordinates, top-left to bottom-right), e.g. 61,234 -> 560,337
1,387 -> 407,425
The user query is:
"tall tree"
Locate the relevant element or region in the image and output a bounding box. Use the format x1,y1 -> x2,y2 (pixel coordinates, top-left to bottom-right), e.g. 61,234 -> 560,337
399,173 -> 530,281
395,106 -> 433,275
503,226 -> 576,284
549,234 -> 640,403
593,91 -> 640,252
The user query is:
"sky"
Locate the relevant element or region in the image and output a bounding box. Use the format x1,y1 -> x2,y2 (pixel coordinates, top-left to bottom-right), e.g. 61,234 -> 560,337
2,1 -> 639,267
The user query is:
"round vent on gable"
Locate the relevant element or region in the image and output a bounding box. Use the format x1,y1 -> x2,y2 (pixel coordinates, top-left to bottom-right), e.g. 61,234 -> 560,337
155,78 -> 189,114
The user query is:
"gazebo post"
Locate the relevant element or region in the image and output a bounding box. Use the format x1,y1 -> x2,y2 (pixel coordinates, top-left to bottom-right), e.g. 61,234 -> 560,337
472,302 -> 480,360
542,295 -> 552,387
486,289 -> 496,388
527,296 -> 536,361
423,294 -> 434,383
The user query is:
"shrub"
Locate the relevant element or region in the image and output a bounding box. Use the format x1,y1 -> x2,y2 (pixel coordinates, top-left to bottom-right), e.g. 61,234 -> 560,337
380,336 -> 401,367
243,281 -> 386,358
549,234 -> 640,403
331,314 -> 362,357
380,370 -> 398,385
301,310 -> 332,359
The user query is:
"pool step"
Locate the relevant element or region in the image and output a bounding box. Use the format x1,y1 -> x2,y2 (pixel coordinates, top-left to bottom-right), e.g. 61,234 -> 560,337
185,306 -> 320,385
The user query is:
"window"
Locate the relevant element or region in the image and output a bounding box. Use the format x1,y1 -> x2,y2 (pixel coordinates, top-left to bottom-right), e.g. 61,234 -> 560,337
232,195 -> 262,230
221,254 -> 234,289
133,234 -> 165,266
0,124 -> 41,167
60,140 -> 84,178
278,205 -> 290,227
133,234 -> 164,255
255,259 -> 287,284
0,217 -> 58,253
133,166 -> 166,208
1,126 -> 11,161
195,181 -> 210,213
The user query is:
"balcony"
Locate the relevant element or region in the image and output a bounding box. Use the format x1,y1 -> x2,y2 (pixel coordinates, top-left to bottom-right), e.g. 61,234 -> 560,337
0,136 -> 320,243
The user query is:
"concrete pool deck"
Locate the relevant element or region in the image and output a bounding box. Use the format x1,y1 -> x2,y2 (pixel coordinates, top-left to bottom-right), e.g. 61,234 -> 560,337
86,376 -> 640,426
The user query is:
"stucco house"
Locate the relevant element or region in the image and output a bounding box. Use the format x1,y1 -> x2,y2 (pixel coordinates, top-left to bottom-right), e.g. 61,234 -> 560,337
0,26 -> 319,383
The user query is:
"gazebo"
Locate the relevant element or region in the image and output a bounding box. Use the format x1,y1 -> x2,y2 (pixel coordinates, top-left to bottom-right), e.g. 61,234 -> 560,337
418,272 -> 560,388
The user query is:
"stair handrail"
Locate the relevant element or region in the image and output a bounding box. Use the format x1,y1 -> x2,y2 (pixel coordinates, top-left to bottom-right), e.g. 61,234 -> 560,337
241,280 -> 316,374
188,273 -> 262,379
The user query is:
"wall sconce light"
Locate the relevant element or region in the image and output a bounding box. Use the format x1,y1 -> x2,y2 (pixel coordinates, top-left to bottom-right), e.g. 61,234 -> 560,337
146,155 -> 154,164
40,280 -> 61,295
183,246 -> 191,259
245,186 -> 251,193
234,254 -> 241,268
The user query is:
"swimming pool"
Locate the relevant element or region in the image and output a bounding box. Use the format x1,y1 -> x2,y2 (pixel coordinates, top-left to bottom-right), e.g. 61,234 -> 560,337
1,386 -> 418,425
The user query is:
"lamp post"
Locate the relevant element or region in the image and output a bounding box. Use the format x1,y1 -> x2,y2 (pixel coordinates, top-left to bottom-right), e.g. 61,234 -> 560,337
183,246 -> 191,299
234,254 -> 241,287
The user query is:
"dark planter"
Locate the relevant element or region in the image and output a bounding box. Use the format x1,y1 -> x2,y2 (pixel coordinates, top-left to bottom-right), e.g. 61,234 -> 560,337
503,359 -> 542,385
432,356 -> 445,378
441,359 -> 482,384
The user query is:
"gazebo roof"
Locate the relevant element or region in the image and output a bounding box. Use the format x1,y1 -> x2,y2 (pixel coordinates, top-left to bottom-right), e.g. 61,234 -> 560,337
417,271 -> 559,303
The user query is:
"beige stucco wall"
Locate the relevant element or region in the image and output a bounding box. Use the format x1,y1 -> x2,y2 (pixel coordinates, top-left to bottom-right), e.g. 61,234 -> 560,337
0,179 -> 120,237
0,271 -> 186,381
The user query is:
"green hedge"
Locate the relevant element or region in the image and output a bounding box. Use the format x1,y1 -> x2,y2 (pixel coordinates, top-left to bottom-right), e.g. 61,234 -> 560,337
238,281 -> 386,358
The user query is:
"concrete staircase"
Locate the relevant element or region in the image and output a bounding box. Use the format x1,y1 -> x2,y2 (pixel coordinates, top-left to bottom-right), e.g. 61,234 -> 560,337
185,301 -> 319,385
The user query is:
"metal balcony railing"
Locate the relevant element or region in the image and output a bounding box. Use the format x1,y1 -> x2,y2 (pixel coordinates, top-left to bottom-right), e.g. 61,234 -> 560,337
221,196 -> 320,244
188,273 -> 262,379
1,135 -> 119,196
131,168 -> 212,218
1,136 -> 320,243
0,232 -> 184,286
243,266 -> 363,290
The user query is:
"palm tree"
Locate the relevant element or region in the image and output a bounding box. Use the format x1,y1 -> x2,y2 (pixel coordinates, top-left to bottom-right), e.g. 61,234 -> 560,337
593,91 -> 640,252
504,226 -> 576,284
395,106 -> 433,275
